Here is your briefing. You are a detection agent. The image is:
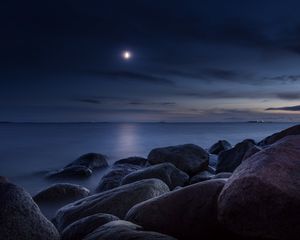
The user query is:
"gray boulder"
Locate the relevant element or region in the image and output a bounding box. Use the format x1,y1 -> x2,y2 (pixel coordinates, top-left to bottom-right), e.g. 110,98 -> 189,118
0,177 -> 60,240
189,171 -> 213,184
126,179 -> 227,239
83,220 -> 177,240
61,213 -> 119,240
216,139 -> 256,173
114,157 -> 148,167
66,153 -> 108,169
46,165 -> 92,178
218,136 -> 300,240
121,163 -> 189,190
209,140 -> 232,155
242,145 -> 262,161
258,124 -> 300,146
54,179 -> 170,232
33,183 -> 90,203
148,144 -> 209,175
97,164 -> 142,192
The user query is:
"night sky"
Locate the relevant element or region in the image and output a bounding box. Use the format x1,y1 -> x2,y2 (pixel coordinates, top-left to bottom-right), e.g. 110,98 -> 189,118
2,0 -> 300,122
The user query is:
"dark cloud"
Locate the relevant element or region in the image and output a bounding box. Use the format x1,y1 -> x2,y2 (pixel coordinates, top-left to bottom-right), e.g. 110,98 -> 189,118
266,105 -> 300,111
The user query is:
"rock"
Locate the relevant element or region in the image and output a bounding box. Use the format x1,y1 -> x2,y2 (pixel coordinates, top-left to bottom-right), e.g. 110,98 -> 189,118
148,144 -> 209,175
33,183 -> 90,203
121,163 -> 189,190
83,220 -> 177,240
258,124 -> 300,146
242,145 -> 262,161
46,165 -> 92,178
61,213 -> 119,240
97,164 -> 142,192
216,139 -> 256,173
209,140 -> 232,155
218,136 -> 300,240
114,157 -> 148,167
66,153 -> 108,170
212,172 -> 232,179
189,171 -> 213,184
54,179 -> 170,232
126,179 -> 227,239
0,177 -> 60,240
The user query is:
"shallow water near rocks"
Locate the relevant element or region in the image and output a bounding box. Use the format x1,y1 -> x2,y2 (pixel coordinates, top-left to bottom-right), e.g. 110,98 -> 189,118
0,122 -> 295,197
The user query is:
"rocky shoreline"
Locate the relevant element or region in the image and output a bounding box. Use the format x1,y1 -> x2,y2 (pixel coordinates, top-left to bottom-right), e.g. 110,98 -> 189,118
1,124 -> 300,239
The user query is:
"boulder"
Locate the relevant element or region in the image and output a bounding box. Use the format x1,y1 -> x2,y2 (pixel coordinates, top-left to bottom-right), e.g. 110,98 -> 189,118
54,179 -> 170,232
189,171 -> 213,184
212,172 -> 232,179
209,140 -> 232,155
148,144 -> 209,175
0,177 -> 60,240
66,153 -> 108,169
121,163 -> 189,190
258,124 -> 300,146
46,165 -> 92,178
33,183 -> 90,203
126,179 -> 227,239
216,139 -> 256,173
61,213 -> 119,240
97,164 -> 142,192
242,145 -> 262,161
83,220 -> 177,240
218,136 -> 300,240
114,157 -> 148,167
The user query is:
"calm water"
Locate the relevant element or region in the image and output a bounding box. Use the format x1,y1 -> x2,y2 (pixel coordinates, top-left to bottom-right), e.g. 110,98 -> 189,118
0,122 -> 296,195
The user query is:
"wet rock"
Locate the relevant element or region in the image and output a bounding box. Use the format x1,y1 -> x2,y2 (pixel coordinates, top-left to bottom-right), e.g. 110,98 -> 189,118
212,172 -> 232,179
148,144 -> 209,175
114,157 -> 149,167
121,163 -> 189,190
218,136 -> 300,240
54,179 -> 170,232
189,171 -> 213,184
46,165 -> 92,178
66,153 -> 108,170
209,140 -> 232,155
0,177 -> 60,240
242,145 -> 262,161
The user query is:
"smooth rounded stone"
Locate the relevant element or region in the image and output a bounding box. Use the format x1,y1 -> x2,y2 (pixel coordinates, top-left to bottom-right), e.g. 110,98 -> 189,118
97,164 -> 142,192
218,136 -> 300,240
33,183 -> 90,203
126,179 -> 227,239
66,152 -> 108,169
46,165 -> 92,178
242,145 -> 262,161
212,172 -> 232,179
61,213 -> 119,240
114,157 -> 149,167
0,177 -> 60,240
148,144 -> 209,175
54,178 -> 170,232
209,140 -> 232,155
121,163 -> 189,190
83,220 -> 177,240
189,170 -> 213,184
258,124 -> 300,146
216,139 -> 256,173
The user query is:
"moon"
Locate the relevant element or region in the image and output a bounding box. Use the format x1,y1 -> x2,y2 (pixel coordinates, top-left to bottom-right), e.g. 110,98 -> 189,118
122,50 -> 132,60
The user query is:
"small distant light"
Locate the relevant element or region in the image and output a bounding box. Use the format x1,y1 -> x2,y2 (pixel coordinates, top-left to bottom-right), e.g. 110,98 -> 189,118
122,50 -> 132,60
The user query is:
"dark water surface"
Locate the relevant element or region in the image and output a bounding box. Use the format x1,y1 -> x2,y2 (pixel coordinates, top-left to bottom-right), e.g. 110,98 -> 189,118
0,122 -> 295,195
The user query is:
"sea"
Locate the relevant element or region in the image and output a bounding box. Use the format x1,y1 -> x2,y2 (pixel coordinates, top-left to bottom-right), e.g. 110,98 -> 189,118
0,122 -> 296,196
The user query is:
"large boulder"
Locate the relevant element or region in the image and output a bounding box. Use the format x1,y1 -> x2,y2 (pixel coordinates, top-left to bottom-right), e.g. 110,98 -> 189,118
209,140 -> 232,155
258,124 -> 300,146
216,139 -> 256,173
0,177 -> 60,240
46,165 -> 92,178
218,135 -> 300,240
33,183 -> 90,203
54,179 -> 169,232
126,179 -> 227,239
61,213 -> 119,240
114,157 -> 149,167
242,145 -> 262,161
189,170 -> 213,184
65,153 -> 108,169
148,144 -> 209,175
121,163 -> 189,190
83,220 -> 177,240
97,164 -> 142,192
